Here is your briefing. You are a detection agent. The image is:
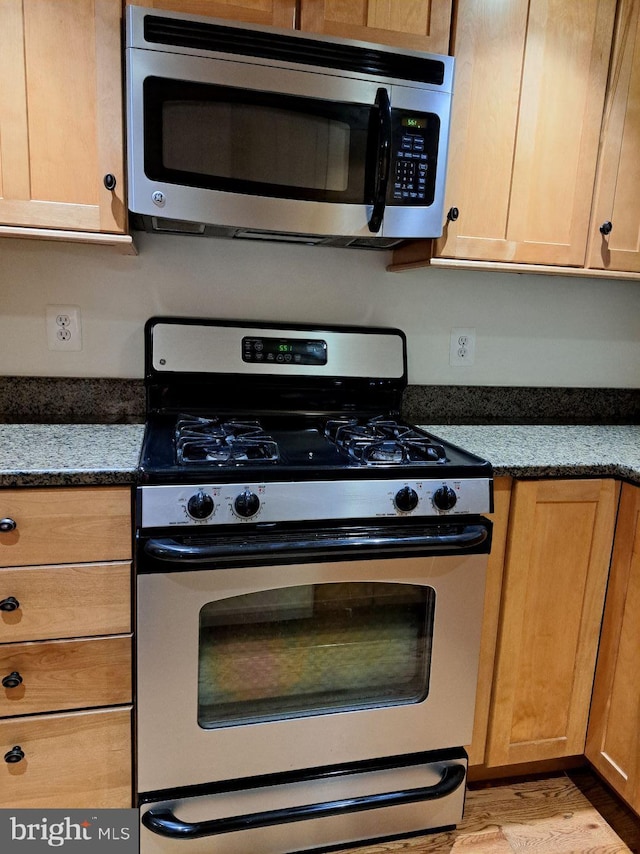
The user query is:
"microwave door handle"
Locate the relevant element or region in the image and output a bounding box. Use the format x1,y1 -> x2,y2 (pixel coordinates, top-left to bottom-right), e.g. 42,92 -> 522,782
368,87 -> 392,233
141,763 -> 465,840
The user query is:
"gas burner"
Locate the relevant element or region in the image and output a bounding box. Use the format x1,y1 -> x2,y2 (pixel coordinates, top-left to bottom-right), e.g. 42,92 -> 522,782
325,416 -> 448,466
175,415 -> 279,465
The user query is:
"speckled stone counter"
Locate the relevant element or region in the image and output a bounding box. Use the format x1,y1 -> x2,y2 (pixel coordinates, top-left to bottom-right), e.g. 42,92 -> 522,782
0,423 -> 638,488
0,424 -> 145,486
422,425 -> 640,485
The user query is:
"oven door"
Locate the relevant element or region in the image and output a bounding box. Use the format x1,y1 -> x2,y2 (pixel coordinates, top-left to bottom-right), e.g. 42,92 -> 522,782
127,47 -> 451,239
136,519 -> 489,794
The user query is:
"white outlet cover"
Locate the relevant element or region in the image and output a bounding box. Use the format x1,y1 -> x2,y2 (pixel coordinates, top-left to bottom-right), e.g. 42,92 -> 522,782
449,327 -> 476,366
46,305 -> 82,351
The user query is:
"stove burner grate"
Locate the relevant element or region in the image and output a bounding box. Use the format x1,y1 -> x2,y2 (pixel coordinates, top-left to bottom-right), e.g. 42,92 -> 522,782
325,416 -> 448,466
175,415 -> 279,465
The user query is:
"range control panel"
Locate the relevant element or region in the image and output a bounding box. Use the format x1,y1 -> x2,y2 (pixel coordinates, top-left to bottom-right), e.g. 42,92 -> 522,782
139,478 -> 492,528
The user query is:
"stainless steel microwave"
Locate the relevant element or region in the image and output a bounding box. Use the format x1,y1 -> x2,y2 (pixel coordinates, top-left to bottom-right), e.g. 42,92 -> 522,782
125,6 -> 454,249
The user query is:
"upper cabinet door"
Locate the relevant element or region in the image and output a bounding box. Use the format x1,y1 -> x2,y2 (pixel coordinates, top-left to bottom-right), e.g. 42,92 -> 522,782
299,0 -> 452,54
125,0 -> 297,28
587,0 -> 640,273
435,0 -> 616,267
0,0 -> 126,234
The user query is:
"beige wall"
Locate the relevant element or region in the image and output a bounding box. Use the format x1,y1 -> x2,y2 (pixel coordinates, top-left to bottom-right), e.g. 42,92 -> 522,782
0,232 -> 639,386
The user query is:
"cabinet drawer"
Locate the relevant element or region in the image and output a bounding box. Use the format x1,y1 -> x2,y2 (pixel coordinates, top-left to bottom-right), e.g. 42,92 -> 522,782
0,636 -> 131,717
0,487 -> 131,567
0,563 -> 131,643
0,706 -> 132,808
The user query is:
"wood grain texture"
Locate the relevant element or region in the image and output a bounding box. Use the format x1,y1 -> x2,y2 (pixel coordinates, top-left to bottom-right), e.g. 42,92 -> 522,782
587,0 -> 640,273
0,486 -> 131,567
586,483 -> 640,814
300,0 -> 452,53
125,0 -> 297,28
0,562 -> 131,643
0,635 -> 132,716
0,0 -> 126,233
435,0 -> 617,267
486,479 -> 619,766
0,707 -> 132,808
332,775 -> 631,852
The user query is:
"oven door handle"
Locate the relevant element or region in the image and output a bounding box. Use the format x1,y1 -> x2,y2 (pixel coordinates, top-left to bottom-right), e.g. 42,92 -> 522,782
142,522 -> 489,564
141,763 -> 465,840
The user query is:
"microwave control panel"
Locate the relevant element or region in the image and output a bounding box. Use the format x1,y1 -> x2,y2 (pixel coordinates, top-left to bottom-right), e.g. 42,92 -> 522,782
389,113 -> 440,206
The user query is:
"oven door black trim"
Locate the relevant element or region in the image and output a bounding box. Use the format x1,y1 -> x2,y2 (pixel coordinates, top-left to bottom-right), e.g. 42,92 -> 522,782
138,518 -> 491,571
139,747 -> 467,805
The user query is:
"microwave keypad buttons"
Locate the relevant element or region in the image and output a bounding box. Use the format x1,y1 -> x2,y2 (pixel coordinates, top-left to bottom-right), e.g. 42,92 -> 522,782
394,135 -> 427,203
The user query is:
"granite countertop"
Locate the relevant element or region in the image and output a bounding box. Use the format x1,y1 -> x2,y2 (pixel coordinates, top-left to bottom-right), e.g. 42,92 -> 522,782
422,425 -> 640,485
0,423 -> 638,487
0,424 -> 145,486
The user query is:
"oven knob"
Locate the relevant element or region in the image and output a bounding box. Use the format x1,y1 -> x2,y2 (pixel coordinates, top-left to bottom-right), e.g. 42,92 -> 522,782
187,491 -> 214,520
234,490 -> 260,518
432,485 -> 457,511
394,486 -> 419,512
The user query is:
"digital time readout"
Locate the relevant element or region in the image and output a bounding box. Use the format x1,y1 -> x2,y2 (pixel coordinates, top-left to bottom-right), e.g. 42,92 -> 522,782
402,117 -> 427,129
242,336 -> 327,366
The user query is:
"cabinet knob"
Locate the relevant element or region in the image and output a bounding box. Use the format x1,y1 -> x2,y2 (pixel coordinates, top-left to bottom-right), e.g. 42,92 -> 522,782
600,221 -> 613,235
447,206 -> 459,222
2,672 -> 23,689
103,173 -> 117,191
0,518 -> 16,532
0,597 -> 20,612
4,746 -> 25,764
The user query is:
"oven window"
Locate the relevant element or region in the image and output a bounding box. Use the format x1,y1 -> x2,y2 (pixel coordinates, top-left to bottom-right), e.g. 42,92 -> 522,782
197,582 -> 435,728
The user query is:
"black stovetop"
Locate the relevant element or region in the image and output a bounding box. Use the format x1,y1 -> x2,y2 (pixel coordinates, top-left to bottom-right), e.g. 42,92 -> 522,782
138,410 -> 492,485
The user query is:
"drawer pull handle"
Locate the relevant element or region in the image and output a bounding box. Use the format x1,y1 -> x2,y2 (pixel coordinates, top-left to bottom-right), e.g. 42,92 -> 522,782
2,672 -> 23,689
0,597 -> 19,612
4,746 -> 25,764
0,518 -> 16,533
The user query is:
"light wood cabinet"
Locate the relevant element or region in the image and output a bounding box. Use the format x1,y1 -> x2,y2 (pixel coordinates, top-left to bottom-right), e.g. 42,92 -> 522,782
467,476 -> 512,766
485,479 -> 619,767
0,486 -> 133,808
434,0 -> 616,268
0,708 -> 132,809
125,0 -> 296,27
299,1 -> 452,54
126,0 -> 452,52
0,486 -> 131,568
0,0 -> 132,251
587,0 -> 640,274
586,483 -> 640,814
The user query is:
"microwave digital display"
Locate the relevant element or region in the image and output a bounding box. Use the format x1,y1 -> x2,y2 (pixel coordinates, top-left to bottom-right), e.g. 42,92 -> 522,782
402,117 -> 427,129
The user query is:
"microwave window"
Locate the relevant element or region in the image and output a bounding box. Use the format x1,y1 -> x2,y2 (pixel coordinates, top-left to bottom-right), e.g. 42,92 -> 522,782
143,79 -> 371,203
163,102 -> 350,192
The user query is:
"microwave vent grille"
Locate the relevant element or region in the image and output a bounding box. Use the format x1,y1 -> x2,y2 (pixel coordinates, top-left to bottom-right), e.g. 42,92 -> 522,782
143,15 -> 445,86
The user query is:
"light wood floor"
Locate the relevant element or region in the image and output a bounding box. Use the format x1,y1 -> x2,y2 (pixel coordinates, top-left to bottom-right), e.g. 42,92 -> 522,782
335,774 -> 636,853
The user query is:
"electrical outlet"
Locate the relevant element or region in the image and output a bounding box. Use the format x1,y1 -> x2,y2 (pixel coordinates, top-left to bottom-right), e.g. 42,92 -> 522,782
449,327 -> 476,366
46,305 -> 82,351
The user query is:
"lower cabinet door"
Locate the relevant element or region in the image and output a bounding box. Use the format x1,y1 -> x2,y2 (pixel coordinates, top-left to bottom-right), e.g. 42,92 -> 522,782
485,479 -> 619,766
0,706 -> 132,808
586,483 -> 640,813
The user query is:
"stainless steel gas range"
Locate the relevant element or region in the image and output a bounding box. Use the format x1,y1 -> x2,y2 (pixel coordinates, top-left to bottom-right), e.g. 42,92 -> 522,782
135,317 -> 493,854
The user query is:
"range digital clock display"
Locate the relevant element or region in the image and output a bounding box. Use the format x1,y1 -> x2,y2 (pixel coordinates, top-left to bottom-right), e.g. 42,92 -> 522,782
242,336 -> 327,366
